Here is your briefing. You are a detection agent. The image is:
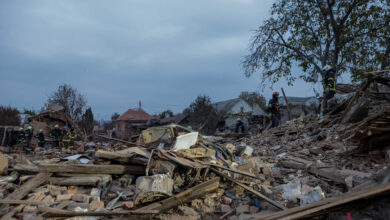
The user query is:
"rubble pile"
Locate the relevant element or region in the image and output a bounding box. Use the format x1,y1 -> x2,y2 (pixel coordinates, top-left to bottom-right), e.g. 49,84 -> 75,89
0,73 -> 389,220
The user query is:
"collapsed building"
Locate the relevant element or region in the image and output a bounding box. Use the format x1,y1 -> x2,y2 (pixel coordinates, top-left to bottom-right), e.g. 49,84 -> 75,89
0,72 -> 389,219
213,98 -> 268,132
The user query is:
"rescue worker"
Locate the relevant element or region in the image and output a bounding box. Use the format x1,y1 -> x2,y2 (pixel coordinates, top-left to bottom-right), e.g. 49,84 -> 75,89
62,126 -> 71,151
24,125 -> 33,154
17,127 -> 25,144
50,124 -> 62,150
35,129 -> 45,148
235,118 -> 245,133
69,125 -> 77,150
268,92 -> 280,128
322,65 -> 337,114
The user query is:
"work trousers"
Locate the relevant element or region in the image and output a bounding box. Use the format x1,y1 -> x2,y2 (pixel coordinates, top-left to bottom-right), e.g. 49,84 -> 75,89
322,91 -> 335,114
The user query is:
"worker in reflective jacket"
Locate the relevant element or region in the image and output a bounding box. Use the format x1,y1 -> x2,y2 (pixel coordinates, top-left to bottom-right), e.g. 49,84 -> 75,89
322,65 -> 337,114
268,92 -> 280,128
24,125 -> 33,154
62,126 -> 71,151
69,125 -> 77,150
17,127 -> 25,144
50,124 -> 62,150
35,129 -> 45,148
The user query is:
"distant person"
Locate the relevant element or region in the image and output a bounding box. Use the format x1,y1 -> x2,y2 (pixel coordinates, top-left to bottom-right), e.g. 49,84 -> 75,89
24,125 -> 33,154
62,126 -> 71,150
50,124 -> 62,151
322,65 -> 337,114
17,127 -> 25,144
268,92 -> 280,128
35,129 -> 45,148
69,125 -> 77,150
235,118 -> 245,133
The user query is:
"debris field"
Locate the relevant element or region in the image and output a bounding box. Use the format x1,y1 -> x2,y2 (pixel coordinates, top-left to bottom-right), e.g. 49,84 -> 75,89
0,72 -> 390,220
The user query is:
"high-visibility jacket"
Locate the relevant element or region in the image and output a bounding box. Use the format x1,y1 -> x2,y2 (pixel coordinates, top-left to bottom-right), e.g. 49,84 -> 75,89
50,128 -> 62,141
324,69 -> 336,92
268,97 -> 280,117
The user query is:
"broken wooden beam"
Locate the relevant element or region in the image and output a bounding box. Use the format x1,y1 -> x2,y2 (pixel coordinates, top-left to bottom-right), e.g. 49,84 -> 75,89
137,177 -> 220,213
210,168 -> 286,210
95,149 -> 148,165
261,182 -> 390,220
38,206 -> 158,217
278,160 -> 346,185
13,163 -> 39,173
38,164 -> 145,175
95,135 -> 141,146
0,200 -> 58,205
49,177 -> 101,186
207,163 -> 258,179
4,173 -> 52,201
281,88 -> 292,120
0,172 -> 52,219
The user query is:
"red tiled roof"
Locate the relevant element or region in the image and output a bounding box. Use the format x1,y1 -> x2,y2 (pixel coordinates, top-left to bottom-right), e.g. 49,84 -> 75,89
117,108 -> 156,121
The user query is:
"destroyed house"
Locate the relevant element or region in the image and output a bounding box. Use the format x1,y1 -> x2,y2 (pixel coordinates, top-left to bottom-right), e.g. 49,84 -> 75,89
158,114 -> 187,126
279,96 -> 319,123
115,106 -> 158,138
28,104 -> 74,135
213,98 -> 267,130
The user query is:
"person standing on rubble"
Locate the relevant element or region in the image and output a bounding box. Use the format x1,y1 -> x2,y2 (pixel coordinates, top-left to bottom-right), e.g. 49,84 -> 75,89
62,126 -> 71,151
69,125 -> 77,150
322,65 -> 337,114
24,125 -> 33,154
35,129 -> 45,149
235,118 -> 245,133
17,127 -> 25,144
268,92 -> 281,128
50,124 -> 62,151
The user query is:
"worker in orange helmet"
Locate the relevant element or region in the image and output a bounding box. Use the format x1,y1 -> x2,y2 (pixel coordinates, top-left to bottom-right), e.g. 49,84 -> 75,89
268,92 -> 280,128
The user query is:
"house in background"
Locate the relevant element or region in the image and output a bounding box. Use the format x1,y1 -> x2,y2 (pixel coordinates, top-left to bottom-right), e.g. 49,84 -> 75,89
213,98 -> 267,131
279,96 -> 319,124
115,102 -> 159,138
158,114 -> 188,126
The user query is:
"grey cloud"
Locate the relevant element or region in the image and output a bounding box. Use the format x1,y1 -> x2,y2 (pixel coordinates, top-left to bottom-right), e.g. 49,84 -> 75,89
0,0 -> 316,119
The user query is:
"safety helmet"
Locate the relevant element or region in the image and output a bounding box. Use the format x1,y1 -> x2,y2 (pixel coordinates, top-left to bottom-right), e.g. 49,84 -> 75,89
39,129 -> 43,133
54,124 -> 59,128
322,65 -> 332,71
19,127 -> 23,131
71,125 -> 75,129
272,92 -> 279,97
237,118 -> 241,121
27,126 -> 32,130
64,126 -> 68,129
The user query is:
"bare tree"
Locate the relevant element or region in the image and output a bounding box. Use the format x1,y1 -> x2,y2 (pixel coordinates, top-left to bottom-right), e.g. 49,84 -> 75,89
46,84 -> 87,121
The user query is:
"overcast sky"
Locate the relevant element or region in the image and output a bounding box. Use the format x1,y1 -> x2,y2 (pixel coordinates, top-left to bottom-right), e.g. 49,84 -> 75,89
0,0 -> 323,120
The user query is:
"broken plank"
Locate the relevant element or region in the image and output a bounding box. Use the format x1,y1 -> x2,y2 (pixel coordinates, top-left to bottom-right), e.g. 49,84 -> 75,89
37,200 -> 74,219
280,182 -> 390,220
207,163 -> 258,179
278,161 -> 345,185
4,173 -> 52,201
96,135 -> 141,146
0,200 -> 58,205
0,173 -> 51,219
260,182 -> 390,220
13,163 -> 39,173
37,206 -> 158,217
137,177 -> 220,213
95,149 -> 148,165
210,168 -> 286,210
38,164 -> 145,175
49,177 -> 100,186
